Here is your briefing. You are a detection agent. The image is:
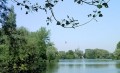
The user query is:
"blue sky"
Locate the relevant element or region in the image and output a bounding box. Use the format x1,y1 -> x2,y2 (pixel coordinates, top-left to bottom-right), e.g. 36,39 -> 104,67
8,0 -> 120,52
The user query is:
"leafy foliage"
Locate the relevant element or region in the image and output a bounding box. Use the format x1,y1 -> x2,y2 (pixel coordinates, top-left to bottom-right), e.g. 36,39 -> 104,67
84,49 -> 95,59
113,49 -> 120,60
58,49 -> 84,59
0,7 -> 54,72
46,43 -> 58,61
113,41 -> 120,60
116,41 -> 120,49
84,48 -> 110,59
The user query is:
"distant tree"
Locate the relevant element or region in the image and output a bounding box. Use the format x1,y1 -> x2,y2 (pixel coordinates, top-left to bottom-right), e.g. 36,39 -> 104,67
0,0 -> 110,28
116,41 -> 120,49
113,49 -> 120,60
109,53 -> 114,59
74,48 -> 83,59
66,50 -> 75,59
58,51 -> 66,59
113,41 -> 120,60
94,48 -> 110,59
84,49 -> 95,59
84,48 -> 110,59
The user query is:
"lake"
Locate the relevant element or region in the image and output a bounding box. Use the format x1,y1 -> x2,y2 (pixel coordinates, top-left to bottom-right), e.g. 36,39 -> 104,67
45,59 -> 120,73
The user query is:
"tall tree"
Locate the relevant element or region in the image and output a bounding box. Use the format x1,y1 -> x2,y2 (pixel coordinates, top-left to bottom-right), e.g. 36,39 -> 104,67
0,6 -> 49,72
0,6 -> 19,72
35,27 -> 50,60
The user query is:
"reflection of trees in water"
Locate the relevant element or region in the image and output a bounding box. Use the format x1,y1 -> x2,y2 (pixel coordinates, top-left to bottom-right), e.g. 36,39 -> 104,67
68,64 -> 74,68
115,62 -> 120,69
67,64 -> 83,68
45,62 -> 59,73
85,64 -> 109,68
39,62 -> 47,73
59,63 -> 83,69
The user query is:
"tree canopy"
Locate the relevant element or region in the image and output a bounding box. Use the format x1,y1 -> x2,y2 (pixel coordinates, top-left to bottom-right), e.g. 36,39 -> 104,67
84,48 -> 110,59
0,6 -> 53,72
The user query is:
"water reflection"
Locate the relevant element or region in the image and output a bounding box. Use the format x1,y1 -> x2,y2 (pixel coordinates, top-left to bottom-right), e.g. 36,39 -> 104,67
45,59 -> 120,73
85,64 -> 109,68
65,64 -> 83,68
67,64 -> 74,68
45,62 -> 59,73
116,61 -> 120,69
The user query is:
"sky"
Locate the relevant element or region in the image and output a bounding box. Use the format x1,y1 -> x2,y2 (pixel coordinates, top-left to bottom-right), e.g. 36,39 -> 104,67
8,0 -> 120,53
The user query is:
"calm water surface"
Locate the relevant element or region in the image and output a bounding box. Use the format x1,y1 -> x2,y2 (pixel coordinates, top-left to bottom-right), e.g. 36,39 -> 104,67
46,59 -> 120,73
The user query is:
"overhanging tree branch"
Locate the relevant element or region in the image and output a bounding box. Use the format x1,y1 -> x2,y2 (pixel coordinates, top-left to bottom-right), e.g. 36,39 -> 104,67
0,0 -> 110,28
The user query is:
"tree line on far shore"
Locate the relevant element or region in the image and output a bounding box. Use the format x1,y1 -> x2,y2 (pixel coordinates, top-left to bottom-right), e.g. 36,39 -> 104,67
47,43 -> 120,61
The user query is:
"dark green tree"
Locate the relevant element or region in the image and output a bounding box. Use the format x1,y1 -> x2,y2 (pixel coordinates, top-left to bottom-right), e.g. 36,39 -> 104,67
94,48 -> 110,59
84,48 -> 110,59
84,49 -> 95,59
0,6 -> 50,73
66,50 -> 75,59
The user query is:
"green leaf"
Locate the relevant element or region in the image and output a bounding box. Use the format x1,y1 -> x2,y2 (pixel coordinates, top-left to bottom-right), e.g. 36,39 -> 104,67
99,14 -> 103,17
23,1 -> 26,3
47,23 -> 49,25
26,11 -> 28,14
61,24 -> 65,27
50,3 -> 54,7
77,1 -> 81,4
47,17 -> 49,19
97,4 -> 102,9
17,3 -> 20,5
93,14 -> 96,17
45,3 -> 54,8
66,20 -> 70,25
25,5 -> 29,9
102,3 -> 108,8
98,11 -> 101,14
56,21 -> 61,25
